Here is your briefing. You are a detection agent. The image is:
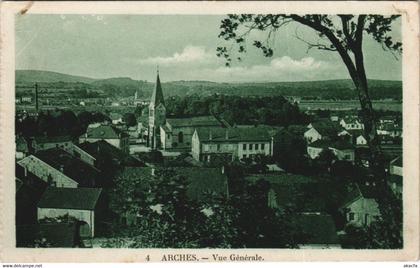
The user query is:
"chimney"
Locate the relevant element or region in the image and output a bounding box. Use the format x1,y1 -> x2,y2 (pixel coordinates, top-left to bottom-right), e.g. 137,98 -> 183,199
151,168 -> 155,176
225,130 -> 229,140
34,83 -> 39,113
221,165 -> 225,174
24,167 -> 28,177
59,165 -> 64,173
209,131 -> 212,140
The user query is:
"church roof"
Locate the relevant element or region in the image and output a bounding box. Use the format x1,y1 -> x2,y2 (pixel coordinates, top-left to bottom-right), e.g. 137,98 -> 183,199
149,72 -> 165,108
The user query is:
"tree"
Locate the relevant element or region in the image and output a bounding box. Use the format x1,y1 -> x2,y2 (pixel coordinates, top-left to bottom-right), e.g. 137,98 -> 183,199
217,14 -> 401,178
123,112 -> 137,127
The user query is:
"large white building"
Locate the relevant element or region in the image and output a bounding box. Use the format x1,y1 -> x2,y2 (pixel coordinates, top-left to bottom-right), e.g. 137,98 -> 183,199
191,126 -> 274,162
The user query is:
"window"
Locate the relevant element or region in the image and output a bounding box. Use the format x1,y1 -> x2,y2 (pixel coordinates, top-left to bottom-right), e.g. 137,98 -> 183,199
243,144 -> 246,150
178,132 -> 184,143
349,212 -> 355,221
249,144 -> 253,150
261,143 -> 265,150
204,145 -> 209,152
255,144 -> 259,150
217,144 -> 221,151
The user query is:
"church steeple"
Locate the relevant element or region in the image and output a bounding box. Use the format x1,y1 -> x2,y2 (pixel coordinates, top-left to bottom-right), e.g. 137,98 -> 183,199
149,68 -> 165,108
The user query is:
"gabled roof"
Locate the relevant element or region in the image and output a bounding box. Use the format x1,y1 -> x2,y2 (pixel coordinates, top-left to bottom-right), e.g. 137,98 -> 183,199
196,126 -> 272,143
340,183 -> 378,208
33,135 -> 72,144
245,173 -> 313,185
85,125 -> 128,139
16,223 -> 77,248
35,148 -> 101,187
310,120 -> 342,137
291,214 -> 339,245
341,116 -> 361,124
390,155 -> 402,167
149,72 -> 165,108
38,187 -> 102,210
166,115 -> 221,128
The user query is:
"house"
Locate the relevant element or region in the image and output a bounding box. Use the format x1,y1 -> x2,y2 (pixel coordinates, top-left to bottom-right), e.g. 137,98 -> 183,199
63,143 -> 97,167
78,140 -> 143,169
37,187 -> 103,237
192,126 -> 274,162
16,173 -> 48,225
31,135 -> 73,152
339,116 -> 364,130
160,115 -> 225,151
388,175 -> 402,199
16,135 -> 30,159
388,156 -> 402,198
79,124 -> 129,153
35,148 -> 102,188
17,155 -> 79,188
291,214 -> 341,249
16,223 -> 79,248
389,156 -> 402,176
377,122 -> 402,138
109,112 -> 123,125
304,120 -> 342,143
340,184 -> 381,226
328,140 -> 356,162
307,139 -> 355,162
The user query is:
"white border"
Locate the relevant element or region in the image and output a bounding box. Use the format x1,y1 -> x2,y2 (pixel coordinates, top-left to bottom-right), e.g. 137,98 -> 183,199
0,1 -> 418,262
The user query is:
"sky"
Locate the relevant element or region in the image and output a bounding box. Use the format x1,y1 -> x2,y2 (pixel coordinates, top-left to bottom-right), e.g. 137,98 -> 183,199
15,15 -> 402,82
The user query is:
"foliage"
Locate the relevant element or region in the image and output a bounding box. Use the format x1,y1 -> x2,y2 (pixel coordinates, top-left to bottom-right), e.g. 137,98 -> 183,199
123,112 -> 137,127
166,94 -> 309,126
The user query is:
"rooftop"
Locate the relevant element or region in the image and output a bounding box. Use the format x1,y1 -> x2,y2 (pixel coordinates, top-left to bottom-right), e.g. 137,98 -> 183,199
196,126 -> 272,143
166,115 -> 222,128
35,148 -> 101,187
85,125 -> 128,139
33,135 -> 72,144
309,120 -> 342,137
38,187 -> 102,210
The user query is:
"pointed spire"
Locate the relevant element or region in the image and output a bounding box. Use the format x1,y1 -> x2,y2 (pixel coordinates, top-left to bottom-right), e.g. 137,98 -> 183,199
150,68 -> 165,107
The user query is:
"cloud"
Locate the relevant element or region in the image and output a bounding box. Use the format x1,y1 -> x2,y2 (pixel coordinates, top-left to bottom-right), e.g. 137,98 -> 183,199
138,45 -> 217,66
188,56 -> 339,82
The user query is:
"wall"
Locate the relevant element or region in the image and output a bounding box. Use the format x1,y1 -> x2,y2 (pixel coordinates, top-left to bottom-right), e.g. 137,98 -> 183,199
307,146 -> 324,159
304,128 -> 322,143
18,156 -> 78,188
37,207 -> 95,236
191,131 -> 201,161
64,144 -> 96,167
346,197 -> 380,226
390,164 -> 403,176
331,148 -> 355,162
237,141 -> 271,159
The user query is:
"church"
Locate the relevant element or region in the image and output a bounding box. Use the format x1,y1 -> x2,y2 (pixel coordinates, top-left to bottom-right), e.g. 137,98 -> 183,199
146,71 -> 228,151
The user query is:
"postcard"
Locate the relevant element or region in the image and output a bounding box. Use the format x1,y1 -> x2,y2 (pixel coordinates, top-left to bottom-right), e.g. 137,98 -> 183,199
0,1 -> 418,262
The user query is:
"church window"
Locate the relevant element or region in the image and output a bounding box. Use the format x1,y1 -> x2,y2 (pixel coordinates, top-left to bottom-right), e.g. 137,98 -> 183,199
178,132 -> 184,143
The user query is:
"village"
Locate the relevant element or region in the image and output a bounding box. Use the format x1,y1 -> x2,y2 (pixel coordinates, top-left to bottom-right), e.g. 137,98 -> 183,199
15,71 -> 403,249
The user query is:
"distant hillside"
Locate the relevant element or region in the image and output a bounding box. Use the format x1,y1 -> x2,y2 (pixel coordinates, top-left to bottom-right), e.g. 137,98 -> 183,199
15,70 -> 402,100
16,70 -> 96,84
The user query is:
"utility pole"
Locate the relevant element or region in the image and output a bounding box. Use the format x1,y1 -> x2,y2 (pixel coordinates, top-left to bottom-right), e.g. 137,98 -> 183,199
34,83 -> 39,113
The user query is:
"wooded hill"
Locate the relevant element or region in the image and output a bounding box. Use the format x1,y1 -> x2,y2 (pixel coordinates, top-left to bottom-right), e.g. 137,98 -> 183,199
16,70 -> 402,100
